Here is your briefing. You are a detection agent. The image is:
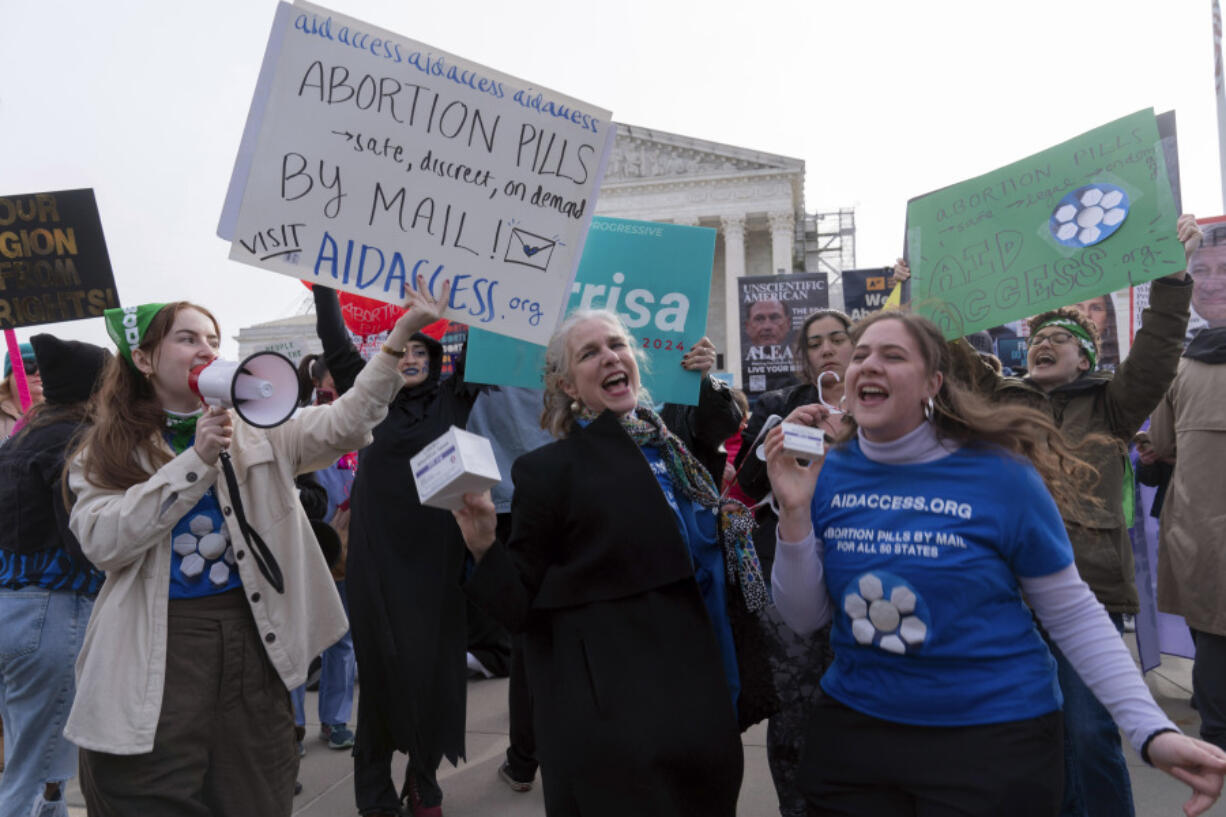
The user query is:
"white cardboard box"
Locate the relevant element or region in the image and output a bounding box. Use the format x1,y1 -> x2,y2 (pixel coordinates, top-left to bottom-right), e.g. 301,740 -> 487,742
410,426 -> 502,511
781,421 -> 825,460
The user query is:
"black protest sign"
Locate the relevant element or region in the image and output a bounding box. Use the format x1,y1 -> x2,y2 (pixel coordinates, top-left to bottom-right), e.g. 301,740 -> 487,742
842,267 -> 895,322
0,189 -> 118,329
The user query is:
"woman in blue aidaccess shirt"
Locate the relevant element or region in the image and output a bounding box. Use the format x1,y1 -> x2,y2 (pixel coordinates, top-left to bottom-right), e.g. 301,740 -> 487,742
765,309 -> 1226,817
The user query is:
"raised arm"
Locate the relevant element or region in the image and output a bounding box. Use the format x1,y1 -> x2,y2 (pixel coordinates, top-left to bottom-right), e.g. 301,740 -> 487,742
284,277 -> 452,472
660,339 -> 740,443
688,378 -> 742,450
764,404 -> 831,633
681,338 -> 741,444
1101,216 -> 1198,438
313,285 -> 365,396
891,257 -> 912,308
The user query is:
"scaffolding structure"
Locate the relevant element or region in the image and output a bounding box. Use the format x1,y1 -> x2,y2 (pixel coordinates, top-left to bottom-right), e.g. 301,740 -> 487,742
795,208 -> 855,311
796,208 -> 856,275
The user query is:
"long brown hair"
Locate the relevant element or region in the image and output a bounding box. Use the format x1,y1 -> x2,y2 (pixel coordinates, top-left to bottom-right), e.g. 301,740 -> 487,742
840,310 -> 1103,521
12,401 -> 91,442
71,302 -> 220,491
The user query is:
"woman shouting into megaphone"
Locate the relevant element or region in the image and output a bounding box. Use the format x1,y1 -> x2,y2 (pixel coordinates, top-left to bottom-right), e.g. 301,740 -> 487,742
62,280 -> 449,817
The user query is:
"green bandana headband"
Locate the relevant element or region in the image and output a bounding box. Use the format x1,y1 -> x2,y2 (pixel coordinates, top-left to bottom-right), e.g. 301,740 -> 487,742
1034,317 -> 1097,370
104,303 -> 167,367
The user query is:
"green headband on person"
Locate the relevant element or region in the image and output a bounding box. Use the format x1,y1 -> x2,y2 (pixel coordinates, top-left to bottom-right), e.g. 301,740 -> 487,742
104,303 -> 167,367
1034,317 -> 1097,370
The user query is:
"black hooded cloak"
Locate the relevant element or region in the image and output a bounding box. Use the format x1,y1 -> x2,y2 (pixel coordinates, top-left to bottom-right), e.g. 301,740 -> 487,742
313,287 -> 478,792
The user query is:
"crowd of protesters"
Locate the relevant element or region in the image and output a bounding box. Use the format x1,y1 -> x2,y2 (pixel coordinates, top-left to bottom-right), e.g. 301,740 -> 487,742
1,212 -> 1226,817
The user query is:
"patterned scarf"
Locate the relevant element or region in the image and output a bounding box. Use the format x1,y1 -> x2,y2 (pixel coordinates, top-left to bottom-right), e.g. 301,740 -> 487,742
163,410 -> 202,454
615,406 -> 768,612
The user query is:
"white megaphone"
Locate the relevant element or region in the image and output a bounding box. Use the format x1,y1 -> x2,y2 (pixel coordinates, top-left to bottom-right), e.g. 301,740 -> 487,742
189,351 -> 299,428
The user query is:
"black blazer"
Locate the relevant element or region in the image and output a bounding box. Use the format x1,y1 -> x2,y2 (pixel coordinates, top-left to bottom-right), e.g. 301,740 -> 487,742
467,409 -> 696,627
464,409 -> 743,817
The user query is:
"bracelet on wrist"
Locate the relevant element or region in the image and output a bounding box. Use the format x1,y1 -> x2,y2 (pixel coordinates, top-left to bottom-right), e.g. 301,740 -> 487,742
381,343 -> 406,358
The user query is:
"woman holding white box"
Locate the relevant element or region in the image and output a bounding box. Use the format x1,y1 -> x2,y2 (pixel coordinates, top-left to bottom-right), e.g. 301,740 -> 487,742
454,308 -> 760,816
312,280 -> 477,817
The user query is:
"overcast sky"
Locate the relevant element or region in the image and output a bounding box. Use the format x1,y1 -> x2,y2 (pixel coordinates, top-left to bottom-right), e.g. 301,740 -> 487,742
3,0 -> 1221,355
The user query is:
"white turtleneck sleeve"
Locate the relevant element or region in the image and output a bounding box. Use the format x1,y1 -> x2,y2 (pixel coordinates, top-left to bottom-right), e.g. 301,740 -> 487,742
771,528 -> 831,636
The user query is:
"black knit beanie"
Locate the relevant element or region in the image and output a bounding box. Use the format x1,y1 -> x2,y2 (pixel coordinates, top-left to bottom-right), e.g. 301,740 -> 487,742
30,334 -> 111,405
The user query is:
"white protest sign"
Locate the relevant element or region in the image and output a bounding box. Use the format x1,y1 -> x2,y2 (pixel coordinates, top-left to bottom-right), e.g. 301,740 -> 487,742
225,1 -> 614,345
258,337 -> 311,365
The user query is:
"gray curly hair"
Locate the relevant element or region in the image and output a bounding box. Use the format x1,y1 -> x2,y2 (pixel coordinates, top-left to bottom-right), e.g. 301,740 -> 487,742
540,308 -> 651,438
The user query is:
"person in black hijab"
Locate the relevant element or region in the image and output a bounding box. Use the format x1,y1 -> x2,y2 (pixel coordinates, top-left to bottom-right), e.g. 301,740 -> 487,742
313,285 -> 479,817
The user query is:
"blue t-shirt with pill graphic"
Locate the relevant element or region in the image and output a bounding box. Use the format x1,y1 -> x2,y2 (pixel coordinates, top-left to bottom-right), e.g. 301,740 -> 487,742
813,440 -> 1073,727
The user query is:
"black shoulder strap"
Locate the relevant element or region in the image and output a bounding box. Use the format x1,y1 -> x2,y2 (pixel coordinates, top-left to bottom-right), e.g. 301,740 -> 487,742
219,451 -> 285,594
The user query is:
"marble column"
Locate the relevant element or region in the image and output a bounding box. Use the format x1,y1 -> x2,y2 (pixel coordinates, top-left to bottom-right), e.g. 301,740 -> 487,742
769,210 -> 795,275
721,214 -> 747,387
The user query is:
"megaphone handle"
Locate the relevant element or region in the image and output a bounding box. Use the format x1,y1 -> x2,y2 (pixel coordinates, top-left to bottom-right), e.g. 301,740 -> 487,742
218,451 -> 286,594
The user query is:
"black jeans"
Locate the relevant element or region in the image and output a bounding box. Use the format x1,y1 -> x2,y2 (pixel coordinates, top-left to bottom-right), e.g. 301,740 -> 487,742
800,695 -> 1063,817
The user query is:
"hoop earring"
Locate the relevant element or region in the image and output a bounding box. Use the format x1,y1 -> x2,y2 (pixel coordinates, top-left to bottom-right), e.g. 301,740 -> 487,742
924,397 -> 935,422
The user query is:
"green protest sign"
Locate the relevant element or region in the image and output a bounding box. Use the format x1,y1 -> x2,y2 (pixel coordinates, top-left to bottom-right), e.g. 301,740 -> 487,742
906,108 -> 1180,339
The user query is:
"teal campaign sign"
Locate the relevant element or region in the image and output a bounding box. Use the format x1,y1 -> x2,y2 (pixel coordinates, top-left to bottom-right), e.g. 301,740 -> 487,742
907,108 -> 1181,339
466,217 -> 715,405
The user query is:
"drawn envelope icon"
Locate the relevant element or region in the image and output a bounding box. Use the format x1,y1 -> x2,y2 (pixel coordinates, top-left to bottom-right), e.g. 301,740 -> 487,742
504,228 -> 556,271
866,276 -> 886,291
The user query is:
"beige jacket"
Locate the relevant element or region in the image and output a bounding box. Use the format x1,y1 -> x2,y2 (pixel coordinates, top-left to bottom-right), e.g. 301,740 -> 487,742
1151,355 -> 1226,636
65,352 -> 405,754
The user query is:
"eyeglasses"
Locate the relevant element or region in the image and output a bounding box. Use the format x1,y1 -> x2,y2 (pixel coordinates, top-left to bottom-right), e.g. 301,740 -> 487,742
1026,330 -> 1076,350
7,362 -> 37,377
806,330 -> 850,349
